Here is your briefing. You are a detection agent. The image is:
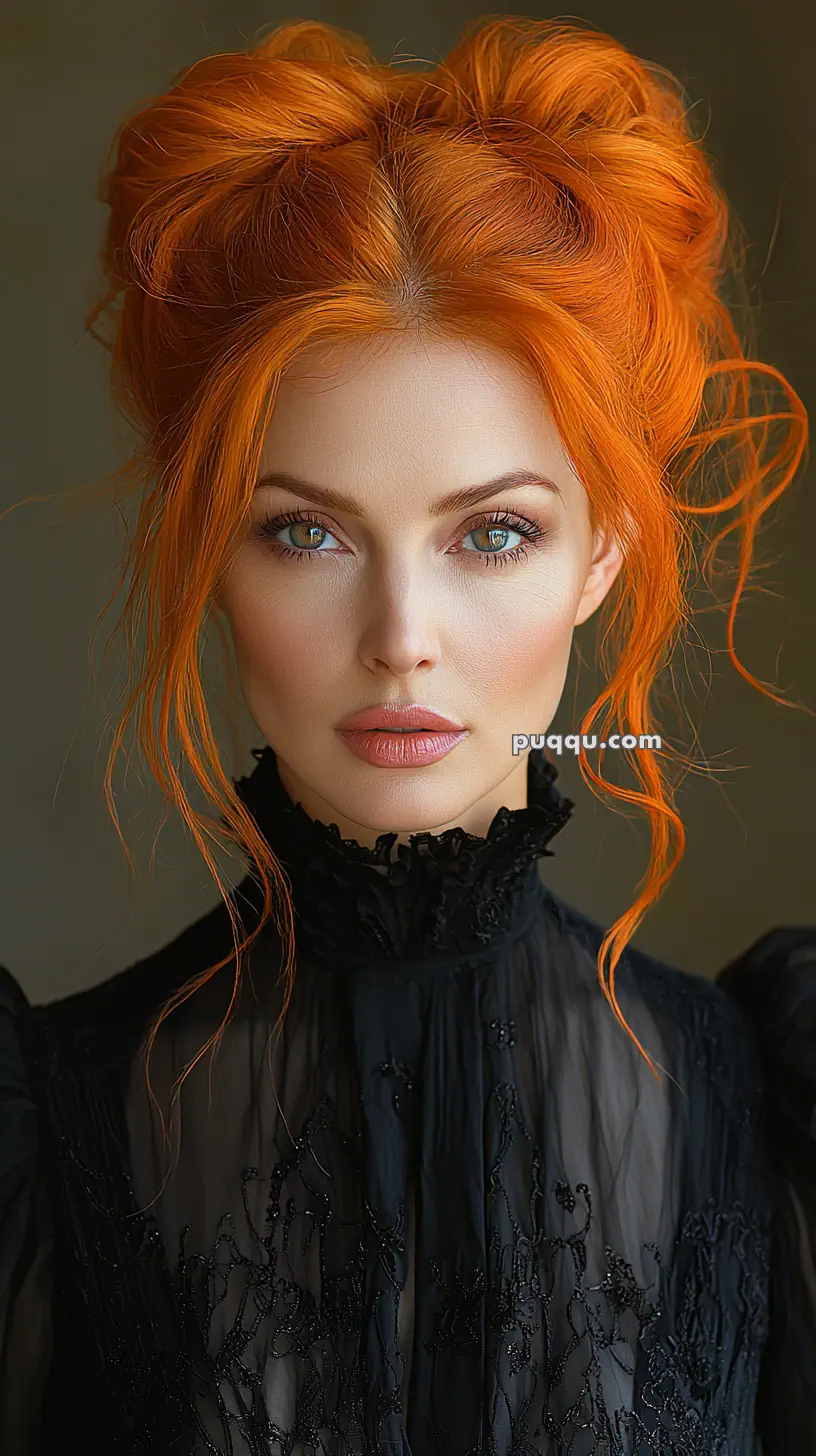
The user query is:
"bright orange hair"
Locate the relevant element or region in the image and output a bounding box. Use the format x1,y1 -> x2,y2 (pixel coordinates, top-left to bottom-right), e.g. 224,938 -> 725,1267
7,16 -> 809,1151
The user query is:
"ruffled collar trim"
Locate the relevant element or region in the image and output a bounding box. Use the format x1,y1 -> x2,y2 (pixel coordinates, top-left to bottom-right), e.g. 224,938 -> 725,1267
231,745 -> 574,970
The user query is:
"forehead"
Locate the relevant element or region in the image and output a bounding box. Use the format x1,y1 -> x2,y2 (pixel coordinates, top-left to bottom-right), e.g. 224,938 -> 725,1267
261,331 -> 573,482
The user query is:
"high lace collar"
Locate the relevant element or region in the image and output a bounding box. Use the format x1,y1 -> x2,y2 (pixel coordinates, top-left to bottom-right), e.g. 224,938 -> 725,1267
231,746 -> 574,972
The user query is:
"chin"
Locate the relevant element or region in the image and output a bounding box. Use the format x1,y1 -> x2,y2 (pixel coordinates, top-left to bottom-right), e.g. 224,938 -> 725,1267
327,776 -> 471,834
319,756 -> 480,829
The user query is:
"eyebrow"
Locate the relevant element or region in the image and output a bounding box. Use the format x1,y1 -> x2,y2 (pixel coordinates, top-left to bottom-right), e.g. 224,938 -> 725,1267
252,467 -> 562,517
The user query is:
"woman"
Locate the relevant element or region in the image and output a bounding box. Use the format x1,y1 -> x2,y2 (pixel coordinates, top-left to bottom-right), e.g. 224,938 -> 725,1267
0,14 -> 813,1455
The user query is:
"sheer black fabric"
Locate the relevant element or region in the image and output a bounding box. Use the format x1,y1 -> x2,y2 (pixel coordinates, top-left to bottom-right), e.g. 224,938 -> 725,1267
0,744 -> 813,1454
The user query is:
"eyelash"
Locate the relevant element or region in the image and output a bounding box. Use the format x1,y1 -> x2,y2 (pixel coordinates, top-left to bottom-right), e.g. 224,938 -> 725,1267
252,506 -> 551,570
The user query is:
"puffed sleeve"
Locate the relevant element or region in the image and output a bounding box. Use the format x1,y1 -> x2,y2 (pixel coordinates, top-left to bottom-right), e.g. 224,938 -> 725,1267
717,926 -> 816,1455
0,965 -> 53,1455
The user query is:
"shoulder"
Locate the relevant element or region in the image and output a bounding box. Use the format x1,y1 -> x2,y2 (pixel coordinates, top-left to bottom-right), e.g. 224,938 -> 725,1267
26,871 -> 266,1036
0,965 -> 38,1119
545,888 -> 816,1140
538,886 -> 773,1125
0,963 -> 36,1100
541,884 -> 756,1042
716,924 -> 816,1162
715,925 -> 816,1422
0,965 -> 41,1288
716,923 -> 816,1034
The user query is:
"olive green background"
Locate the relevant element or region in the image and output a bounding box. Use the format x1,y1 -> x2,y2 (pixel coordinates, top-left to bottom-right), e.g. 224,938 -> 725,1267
1,0 -> 813,1003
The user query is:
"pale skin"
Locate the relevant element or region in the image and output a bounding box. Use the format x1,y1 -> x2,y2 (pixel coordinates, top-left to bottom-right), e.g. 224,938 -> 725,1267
215,330 -> 623,853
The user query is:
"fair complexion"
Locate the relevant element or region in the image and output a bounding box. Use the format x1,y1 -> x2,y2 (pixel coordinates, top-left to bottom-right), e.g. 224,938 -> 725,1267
215,331 -> 623,852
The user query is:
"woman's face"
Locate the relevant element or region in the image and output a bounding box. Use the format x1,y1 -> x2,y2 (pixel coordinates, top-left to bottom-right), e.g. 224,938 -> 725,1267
216,331 -> 622,848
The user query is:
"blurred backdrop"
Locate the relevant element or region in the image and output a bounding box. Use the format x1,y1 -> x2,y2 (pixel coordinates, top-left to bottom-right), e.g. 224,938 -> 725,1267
1,0 -> 813,1003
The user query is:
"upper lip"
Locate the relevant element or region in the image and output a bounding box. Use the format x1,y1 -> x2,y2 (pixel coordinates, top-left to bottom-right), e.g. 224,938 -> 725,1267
336,703 -> 465,732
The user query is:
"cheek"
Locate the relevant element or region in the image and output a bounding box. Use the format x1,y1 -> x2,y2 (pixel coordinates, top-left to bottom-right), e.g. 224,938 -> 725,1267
459,554 -> 582,664
452,553 -> 582,719
499,603 -> 575,669
222,569 -> 344,710
479,598 -> 577,709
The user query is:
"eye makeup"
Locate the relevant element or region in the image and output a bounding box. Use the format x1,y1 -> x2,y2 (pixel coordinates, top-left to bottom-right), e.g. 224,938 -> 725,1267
251,504 -> 554,571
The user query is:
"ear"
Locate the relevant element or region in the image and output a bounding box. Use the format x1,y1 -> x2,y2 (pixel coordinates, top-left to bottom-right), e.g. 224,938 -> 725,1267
573,525 -> 624,628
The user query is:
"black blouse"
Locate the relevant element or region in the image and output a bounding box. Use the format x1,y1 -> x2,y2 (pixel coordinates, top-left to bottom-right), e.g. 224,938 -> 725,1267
0,745 -> 814,1454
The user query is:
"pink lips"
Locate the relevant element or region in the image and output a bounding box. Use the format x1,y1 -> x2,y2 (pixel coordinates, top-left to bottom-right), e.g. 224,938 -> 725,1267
335,702 -> 468,768
337,703 -> 464,732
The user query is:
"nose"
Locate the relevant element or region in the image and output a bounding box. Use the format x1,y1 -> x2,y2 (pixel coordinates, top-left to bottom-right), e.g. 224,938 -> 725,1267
355,569 -> 442,679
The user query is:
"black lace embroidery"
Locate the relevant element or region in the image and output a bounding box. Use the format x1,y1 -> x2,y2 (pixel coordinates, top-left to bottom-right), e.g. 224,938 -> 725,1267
14,744 -> 776,1454
24,1007 -> 771,1454
376,1058 -> 415,1117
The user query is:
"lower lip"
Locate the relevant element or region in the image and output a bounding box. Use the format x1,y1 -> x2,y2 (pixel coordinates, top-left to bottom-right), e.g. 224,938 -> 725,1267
335,728 -> 468,767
